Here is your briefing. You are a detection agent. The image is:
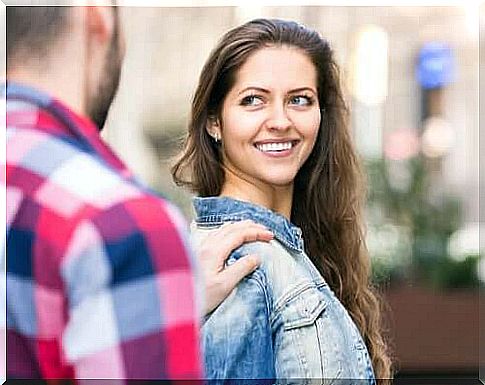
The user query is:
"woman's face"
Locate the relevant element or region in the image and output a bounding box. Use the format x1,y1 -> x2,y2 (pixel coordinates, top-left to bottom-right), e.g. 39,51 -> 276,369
211,46 -> 321,192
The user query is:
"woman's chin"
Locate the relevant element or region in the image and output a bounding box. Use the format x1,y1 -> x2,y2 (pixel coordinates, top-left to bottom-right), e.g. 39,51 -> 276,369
260,175 -> 297,189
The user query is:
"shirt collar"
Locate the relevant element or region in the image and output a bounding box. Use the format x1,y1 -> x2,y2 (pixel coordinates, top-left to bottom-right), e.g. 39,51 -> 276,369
4,81 -> 135,180
193,196 -> 304,252
4,82 -> 100,138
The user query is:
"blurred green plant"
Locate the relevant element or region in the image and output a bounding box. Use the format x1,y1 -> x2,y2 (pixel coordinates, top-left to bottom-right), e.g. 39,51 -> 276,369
365,155 -> 480,289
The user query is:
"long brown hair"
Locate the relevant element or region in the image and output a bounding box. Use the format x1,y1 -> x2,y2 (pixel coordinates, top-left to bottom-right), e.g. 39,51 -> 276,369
172,18 -> 392,380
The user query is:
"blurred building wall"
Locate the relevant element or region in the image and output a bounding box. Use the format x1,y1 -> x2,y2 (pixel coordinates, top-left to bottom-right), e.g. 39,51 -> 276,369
103,6 -> 479,222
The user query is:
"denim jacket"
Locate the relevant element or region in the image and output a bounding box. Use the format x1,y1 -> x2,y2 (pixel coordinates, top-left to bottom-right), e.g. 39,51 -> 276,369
191,197 -> 375,384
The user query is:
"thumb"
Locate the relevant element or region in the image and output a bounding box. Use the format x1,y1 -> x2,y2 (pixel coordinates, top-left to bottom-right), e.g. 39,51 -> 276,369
219,254 -> 261,293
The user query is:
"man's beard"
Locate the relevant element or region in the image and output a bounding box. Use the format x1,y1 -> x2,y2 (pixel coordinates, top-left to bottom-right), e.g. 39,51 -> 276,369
87,26 -> 123,131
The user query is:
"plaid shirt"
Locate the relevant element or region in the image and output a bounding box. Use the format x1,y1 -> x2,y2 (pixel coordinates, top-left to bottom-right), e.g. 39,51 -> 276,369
4,83 -> 202,382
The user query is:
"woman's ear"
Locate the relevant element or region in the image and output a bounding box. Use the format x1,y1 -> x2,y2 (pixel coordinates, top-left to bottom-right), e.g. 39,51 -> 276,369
206,116 -> 222,143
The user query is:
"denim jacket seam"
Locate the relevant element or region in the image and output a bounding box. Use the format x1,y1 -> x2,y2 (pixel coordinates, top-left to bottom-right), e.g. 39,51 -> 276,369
269,282 -> 324,326
250,268 -> 273,319
200,270 -> 271,330
274,282 -> 319,311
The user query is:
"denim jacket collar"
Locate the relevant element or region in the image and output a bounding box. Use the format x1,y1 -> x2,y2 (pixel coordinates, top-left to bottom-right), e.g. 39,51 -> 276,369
193,196 -> 304,252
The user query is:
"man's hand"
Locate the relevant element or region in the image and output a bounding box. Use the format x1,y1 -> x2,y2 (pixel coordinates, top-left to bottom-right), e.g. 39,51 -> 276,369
197,220 -> 274,316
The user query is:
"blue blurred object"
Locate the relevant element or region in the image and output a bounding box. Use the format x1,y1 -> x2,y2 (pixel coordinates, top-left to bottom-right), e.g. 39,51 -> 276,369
416,42 -> 456,89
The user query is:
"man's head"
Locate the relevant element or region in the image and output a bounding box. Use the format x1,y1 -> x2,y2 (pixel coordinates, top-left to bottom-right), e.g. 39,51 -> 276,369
6,6 -> 125,130
7,7 -> 69,65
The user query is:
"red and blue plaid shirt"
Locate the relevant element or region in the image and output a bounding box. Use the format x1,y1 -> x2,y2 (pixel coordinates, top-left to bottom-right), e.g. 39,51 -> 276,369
4,83 -> 202,382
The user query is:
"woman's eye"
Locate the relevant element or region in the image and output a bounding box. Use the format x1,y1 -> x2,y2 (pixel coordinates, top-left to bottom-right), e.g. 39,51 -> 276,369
289,95 -> 313,106
240,95 -> 264,106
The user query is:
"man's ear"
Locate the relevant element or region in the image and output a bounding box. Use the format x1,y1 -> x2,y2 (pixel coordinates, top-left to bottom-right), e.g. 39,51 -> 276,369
85,6 -> 115,44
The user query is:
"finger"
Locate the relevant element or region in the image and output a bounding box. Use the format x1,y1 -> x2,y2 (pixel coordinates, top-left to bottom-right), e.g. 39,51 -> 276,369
217,219 -> 268,235
197,220 -> 272,270
217,220 -> 273,242
219,254 -> 261,293
199,227 -> 271,269
212,225 -> 273,264
198,221 -> 261,256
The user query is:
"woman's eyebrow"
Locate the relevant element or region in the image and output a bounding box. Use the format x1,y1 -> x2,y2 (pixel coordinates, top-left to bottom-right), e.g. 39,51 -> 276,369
289,87 -> 317,94
237,86 -> 270,96
237,86 -> 317,96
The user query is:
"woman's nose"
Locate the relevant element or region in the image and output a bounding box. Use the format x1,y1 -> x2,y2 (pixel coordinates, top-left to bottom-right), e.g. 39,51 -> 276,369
265,103 -> 292,131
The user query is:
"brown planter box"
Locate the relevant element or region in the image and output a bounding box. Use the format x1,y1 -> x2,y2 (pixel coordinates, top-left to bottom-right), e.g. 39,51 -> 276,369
382,285 -> 484,373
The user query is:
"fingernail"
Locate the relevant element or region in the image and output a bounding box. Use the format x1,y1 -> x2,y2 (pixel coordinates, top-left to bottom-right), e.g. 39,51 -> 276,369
249,255 -> 261,267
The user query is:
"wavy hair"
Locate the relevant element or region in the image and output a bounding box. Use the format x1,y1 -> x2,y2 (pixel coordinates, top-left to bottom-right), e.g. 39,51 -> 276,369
172,18 -> 392,380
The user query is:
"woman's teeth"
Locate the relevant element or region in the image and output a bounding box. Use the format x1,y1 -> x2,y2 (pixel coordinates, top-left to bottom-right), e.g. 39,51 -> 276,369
255,142 -> 293,152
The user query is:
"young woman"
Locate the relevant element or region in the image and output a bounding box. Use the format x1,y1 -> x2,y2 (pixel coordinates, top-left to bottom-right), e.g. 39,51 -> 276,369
172,18 -> 392,382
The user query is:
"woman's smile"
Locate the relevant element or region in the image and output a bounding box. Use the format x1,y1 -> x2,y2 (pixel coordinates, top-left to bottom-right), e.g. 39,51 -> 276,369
253,139 -> 300,158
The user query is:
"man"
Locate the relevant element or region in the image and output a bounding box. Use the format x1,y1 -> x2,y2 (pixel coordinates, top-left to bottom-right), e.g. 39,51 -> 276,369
5,6 -> 271,381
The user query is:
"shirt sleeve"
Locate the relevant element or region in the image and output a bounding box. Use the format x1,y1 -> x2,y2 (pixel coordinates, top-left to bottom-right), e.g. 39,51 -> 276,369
60,195 -> 202,380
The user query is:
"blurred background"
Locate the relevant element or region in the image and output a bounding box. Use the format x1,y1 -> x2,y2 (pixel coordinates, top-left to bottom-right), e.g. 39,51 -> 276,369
103,5 -> 483,380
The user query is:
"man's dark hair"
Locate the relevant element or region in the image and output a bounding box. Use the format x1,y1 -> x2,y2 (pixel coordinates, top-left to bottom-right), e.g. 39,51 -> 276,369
7,6 -> 70,67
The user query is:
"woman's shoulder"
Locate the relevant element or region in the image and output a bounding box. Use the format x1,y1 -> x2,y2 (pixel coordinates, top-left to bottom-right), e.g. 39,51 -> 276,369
226,234 -> 315,302
191,219 -> 286,251
191,218 -> 313,279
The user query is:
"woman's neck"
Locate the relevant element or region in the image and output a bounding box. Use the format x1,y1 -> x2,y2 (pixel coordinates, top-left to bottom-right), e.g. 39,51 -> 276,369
220,176 -> 294,219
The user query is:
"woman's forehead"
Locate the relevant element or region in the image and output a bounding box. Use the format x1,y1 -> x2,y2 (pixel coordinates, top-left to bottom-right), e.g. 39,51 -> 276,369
230,46 -> 318,93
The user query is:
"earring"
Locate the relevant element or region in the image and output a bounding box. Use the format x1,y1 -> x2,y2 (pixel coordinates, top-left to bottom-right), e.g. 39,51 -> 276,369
213,132 -> 221,143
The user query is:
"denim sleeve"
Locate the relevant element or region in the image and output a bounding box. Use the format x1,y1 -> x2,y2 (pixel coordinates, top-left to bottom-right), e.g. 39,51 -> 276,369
202,264 -> 275,380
